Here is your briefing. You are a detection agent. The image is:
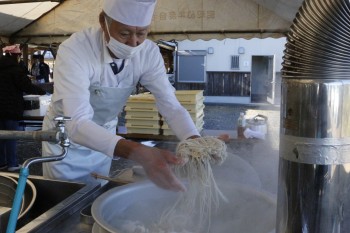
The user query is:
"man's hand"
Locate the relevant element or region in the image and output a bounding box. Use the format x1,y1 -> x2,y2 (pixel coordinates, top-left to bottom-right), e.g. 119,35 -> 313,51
133,146 -> 186,192
114,139 -> 186,192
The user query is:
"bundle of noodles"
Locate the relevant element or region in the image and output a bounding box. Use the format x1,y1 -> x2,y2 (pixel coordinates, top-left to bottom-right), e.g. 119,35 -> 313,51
154,136 -> 228,232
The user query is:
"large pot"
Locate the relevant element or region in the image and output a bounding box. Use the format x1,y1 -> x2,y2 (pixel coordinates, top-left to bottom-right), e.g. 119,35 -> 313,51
91,180 -> 276,233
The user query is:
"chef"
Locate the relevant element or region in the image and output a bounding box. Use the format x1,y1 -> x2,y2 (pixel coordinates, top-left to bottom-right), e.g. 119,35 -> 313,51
42,0 -> 200,191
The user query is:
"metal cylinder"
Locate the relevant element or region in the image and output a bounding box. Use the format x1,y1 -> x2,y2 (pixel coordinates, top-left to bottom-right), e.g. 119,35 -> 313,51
276,0 -> 350,232
277,79 -> 350,232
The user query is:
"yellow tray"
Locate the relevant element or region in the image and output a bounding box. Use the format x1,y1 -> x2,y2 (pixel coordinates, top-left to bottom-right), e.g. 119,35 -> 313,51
163,122 -> 204,136
181,100 -> 205,113
126,128 -> 161,135
160,108 -> 204,122
125,104 -> 158,112
125,111 -> 160,120
175,90 -> 204,104
127,92 -> 156,103
126,120 -> 161,128
162,116 -> 204,129
188,107 -> 204,119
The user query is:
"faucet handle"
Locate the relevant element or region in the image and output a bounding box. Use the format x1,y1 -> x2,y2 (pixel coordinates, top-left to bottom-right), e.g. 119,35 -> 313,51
54,116 -> 72,124
54,116 -> 72,130
54,116 -> 71,147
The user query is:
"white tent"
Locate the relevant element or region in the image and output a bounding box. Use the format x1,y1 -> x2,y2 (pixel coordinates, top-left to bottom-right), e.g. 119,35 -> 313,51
0,0 -> 303,47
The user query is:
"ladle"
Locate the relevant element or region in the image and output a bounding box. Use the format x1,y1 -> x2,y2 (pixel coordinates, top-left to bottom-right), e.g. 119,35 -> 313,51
91,171 -> 133,185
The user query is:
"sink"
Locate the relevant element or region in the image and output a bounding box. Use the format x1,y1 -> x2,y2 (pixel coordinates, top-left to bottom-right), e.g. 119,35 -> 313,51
0,172 -> 101,233
0,141 -> 180,232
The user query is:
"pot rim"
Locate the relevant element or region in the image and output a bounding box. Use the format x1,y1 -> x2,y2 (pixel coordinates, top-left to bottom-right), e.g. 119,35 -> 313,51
91,180 -> 277,233
0,172 -> 37,219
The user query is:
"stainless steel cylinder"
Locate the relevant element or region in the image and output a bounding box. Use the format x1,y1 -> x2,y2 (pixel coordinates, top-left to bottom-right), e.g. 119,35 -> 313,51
276,79 -> 350,232
277,0 -> 350,231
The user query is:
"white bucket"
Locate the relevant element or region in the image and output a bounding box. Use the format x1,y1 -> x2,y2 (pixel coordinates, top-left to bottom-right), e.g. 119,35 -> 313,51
247,114 -> 268,135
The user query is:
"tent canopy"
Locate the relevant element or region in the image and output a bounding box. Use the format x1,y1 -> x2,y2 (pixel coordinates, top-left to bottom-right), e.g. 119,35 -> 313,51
0,0 -> 303,46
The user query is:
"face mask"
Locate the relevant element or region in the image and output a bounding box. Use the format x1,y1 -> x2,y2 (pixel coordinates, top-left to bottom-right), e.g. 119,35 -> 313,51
104,19 -> 145,59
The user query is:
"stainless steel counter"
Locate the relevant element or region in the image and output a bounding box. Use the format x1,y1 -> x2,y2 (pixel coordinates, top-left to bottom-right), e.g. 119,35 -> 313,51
16,180 -> 125,233
47,184 -> 115,233
50,211 -> 93,233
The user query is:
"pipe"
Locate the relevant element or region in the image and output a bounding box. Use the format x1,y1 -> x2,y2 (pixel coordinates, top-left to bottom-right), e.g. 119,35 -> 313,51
0,130 -> 59,142
13,29 -> 289,38
5,168 -> 29,233
276,0 -> 350,232
6,147 -> 68,233
0,0 -> 62,4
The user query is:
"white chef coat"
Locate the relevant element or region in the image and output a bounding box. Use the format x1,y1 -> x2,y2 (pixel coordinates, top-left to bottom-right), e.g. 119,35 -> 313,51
41,27 -> 199,183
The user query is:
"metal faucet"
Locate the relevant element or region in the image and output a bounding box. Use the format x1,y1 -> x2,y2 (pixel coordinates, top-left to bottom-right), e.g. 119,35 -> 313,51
5,116 -> 71,233
21,116 -> 71,169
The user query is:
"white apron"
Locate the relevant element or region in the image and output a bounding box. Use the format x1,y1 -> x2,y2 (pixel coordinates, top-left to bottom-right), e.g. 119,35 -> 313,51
42,75 -> 134,185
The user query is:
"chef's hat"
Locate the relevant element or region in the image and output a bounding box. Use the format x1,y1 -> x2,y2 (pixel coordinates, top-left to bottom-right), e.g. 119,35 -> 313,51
2,44 -> 21,54
103,0 -> 157,27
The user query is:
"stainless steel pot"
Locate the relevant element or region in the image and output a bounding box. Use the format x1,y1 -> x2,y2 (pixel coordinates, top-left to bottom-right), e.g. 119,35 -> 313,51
0,176 -> 17,207
0,173 -> 37,232
91,180 -> 276,233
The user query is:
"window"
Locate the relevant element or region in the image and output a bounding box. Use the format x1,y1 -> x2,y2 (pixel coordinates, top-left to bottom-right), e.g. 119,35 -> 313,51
231,55 -> 240,70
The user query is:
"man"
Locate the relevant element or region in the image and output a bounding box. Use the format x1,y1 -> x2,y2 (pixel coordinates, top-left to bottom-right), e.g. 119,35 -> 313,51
30,55 -> 41,82
38,55 -> 50,83
42,0 -> 200,191
0,44 -> 46,171
31,55 -> 50,83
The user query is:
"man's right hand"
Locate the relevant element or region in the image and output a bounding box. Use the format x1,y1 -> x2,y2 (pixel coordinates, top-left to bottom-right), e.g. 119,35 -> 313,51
114,139 -> 186,192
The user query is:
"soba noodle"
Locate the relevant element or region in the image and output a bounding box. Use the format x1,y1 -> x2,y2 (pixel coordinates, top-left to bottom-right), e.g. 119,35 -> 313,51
153,136 -> 228,232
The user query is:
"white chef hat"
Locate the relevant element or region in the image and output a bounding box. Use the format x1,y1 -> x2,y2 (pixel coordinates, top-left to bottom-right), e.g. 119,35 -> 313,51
103,0 -> 157,27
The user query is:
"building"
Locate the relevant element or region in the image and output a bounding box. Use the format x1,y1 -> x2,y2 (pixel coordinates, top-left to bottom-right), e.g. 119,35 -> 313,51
174,37 -> 286,105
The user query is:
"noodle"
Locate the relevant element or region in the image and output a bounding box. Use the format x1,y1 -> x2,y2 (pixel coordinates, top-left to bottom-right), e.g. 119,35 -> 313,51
154,136 -> 228,232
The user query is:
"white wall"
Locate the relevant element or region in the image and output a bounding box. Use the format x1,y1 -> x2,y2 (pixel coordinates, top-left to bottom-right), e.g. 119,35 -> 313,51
177,38 -> 287,72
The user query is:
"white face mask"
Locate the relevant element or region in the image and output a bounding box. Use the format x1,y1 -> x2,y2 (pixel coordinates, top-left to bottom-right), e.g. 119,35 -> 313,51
104,19 -> 145,59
